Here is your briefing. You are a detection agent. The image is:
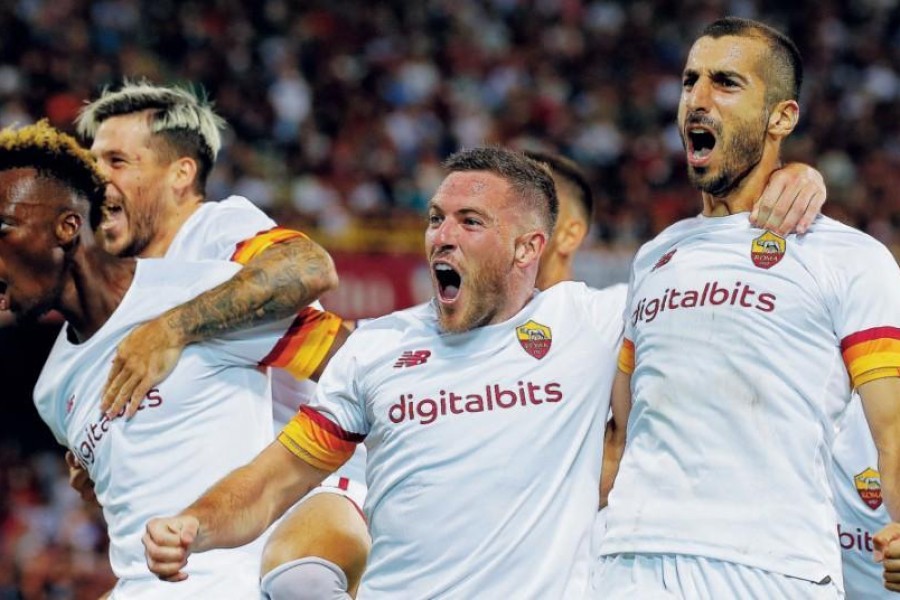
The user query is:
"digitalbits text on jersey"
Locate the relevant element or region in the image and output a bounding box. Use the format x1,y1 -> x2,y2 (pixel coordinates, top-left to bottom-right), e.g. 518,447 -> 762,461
631,280 -> 776,326
388,381 -> 564,426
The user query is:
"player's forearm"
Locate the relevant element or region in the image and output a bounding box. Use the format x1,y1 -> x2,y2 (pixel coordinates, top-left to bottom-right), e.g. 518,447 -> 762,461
165,237 -> 339,345
184,443 -> 328,552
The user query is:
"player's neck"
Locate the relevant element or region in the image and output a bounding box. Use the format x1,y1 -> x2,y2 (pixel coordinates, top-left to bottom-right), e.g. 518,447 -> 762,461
701,148 -> 782,217
61,245 -> 137,343
139,196 -> 204,258
535,260 -> 571,291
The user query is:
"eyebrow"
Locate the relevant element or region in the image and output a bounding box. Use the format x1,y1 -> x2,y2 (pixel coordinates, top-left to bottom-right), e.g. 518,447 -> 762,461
683,67 -> 750,85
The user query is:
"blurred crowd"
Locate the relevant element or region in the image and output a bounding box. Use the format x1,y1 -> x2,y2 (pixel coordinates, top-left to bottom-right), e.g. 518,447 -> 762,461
3,0 -> 900,595
0,0 -> 897,252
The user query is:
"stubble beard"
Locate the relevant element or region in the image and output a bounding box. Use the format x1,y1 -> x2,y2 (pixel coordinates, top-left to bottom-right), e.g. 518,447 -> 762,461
687,112 -> 768,197
437,259 -> 511,335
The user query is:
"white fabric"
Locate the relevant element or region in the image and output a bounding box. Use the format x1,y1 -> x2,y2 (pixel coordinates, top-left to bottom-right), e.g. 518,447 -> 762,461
593,553 -> 842,600
832,394 -> 893,599
169,195 -> 367,489
34,259 -> 301,599
307,281 -> 626,598
602,214 -> 900,588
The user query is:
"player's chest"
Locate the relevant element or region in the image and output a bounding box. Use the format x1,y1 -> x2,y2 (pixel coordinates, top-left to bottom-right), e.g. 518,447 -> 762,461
631,236 -> 821,332
364,323 -> 609,436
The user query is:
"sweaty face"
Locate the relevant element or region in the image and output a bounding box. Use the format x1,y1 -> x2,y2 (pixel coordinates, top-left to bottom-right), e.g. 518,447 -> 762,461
425,171 -> 519,334
0,169 -> 70,322
678,35 -> 771,196
90,112 -> 171,257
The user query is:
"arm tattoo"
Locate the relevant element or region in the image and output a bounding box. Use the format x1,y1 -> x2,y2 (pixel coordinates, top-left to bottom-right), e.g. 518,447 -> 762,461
165,237 -> 337,343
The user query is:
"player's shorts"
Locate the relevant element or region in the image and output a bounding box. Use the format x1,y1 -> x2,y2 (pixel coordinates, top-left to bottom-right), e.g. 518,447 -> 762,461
304,473 -> 367,518
591,553 -> 843,599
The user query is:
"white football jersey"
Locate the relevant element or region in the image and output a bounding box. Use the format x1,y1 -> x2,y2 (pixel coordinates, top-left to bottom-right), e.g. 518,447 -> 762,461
278,282 -> 626,598
34,260 -> 315,599
833,394 -> 892,599
603,214 -> 900,587
165,196 -> 365,482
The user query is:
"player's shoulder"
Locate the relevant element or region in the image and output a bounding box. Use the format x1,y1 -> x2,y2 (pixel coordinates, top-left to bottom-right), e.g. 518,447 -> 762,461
797,216 -> 896,264
631,216 -> 701,272
352,302 -> 434,339
539,281 -> 627,334
133,258 -> 240,295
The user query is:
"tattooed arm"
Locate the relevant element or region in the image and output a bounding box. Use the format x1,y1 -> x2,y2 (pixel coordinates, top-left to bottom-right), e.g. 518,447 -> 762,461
100,235 -> 339,417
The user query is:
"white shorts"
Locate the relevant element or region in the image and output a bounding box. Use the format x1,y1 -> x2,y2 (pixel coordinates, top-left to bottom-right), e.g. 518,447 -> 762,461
304,473 -> 367,516
592,553 -> 843,599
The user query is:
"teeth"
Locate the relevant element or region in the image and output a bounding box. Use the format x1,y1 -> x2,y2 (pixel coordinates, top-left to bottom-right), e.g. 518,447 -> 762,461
435,264 -> 452,271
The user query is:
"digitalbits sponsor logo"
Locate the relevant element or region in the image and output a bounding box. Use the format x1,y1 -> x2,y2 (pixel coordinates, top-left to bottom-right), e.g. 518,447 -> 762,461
631,280 -> 776,326
73,388 -> 164,469
388,381 -> 563,426
516,320 -> 552,359
751,231 -> 786,269
853,467 -> 883,510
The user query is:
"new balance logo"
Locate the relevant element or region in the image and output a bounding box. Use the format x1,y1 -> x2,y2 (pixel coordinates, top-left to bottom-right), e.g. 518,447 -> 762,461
394,350 -> 432,368
652,249 -> 677,271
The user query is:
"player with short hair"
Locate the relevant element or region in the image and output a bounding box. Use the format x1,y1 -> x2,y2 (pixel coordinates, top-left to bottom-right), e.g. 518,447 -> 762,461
142,146 -> 626,597
599,17 -> 900,598
0,120 -> 323,599
73,80 -> 369,598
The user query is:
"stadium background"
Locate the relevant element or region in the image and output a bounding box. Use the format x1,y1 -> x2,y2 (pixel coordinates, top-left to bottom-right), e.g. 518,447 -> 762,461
1,0 -> 899,595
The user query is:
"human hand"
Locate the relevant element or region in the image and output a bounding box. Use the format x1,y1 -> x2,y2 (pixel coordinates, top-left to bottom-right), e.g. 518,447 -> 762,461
873,522 -> 900,592
142,515 -> 200,582
750,162 -> 826,236
65,450 -> 96,503
101,317 -> 183,419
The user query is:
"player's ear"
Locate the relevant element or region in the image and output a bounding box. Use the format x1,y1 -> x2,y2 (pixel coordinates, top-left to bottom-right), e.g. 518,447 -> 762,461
514,230 -> 546,267
768,99 -> 799,139
555,218 -> 587,257
170,157 -> 198,196
56,210 -> 83,250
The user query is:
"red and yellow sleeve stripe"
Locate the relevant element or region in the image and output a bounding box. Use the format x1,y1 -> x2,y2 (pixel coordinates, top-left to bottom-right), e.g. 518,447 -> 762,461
230,227 -> 308,264
617,338 -> 635,374
278,406 -> 364,471
841,326 -> 900,388
260,308 -> 343,381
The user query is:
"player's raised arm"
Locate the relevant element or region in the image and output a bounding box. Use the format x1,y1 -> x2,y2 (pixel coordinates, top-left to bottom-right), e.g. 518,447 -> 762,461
750,162 -> 826,235
101,234 -> 339,418
143,440 -> 331,582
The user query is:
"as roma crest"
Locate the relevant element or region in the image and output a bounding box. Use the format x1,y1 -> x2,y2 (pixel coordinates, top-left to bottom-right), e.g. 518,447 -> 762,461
854,467 -> 883,511
516,320 -> 552,360
750,231 -> 786,269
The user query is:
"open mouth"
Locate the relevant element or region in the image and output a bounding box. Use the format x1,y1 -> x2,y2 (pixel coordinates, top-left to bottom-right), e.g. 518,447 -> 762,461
0,280 -> 8,312
434,263 -> 462,302
100,202 -> 126,232
687,127 -> 717,163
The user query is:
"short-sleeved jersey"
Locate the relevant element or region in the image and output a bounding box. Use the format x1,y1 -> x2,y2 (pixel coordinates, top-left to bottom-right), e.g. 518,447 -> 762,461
278,281 -> 625,597
603,214 -> 900,586
833,394 -> 892,599
33,259 -> 319,599
164,196 -> 362,476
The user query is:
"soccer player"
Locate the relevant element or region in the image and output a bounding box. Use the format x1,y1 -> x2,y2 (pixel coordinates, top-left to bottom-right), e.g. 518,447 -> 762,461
598,17 -> 900,598
832,394 -> 895,598
142,146 -> 627,597
525,149 -> 826,292
0,120 -> 321,598
72,81 -> 369,598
